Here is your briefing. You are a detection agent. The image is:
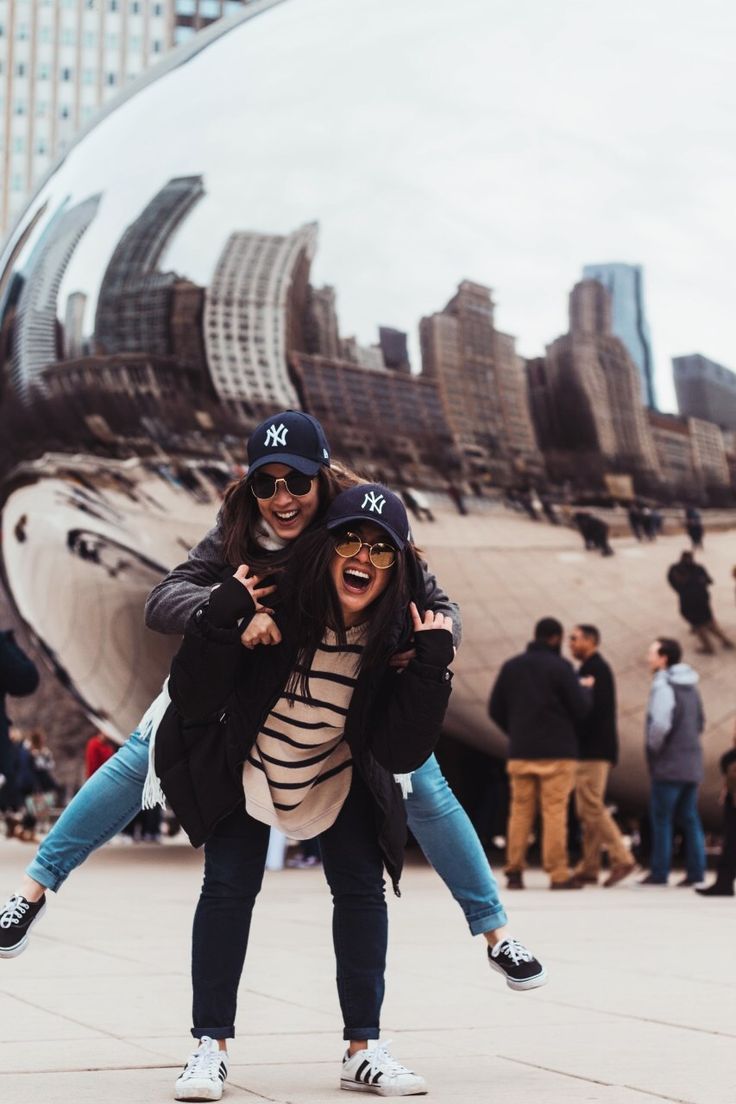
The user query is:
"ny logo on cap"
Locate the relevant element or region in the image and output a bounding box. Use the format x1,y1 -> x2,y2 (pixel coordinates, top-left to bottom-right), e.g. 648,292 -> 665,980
264,423 -> 288,448
362,491 -> 386,514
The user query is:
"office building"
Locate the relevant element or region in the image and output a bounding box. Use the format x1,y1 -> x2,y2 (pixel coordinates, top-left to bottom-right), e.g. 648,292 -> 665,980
0,0 -> 250,237
543,279 -> 661,489
582,262 -> 656,408
673,354 -> 736,432
94,175 -> 204,356
204,221 -> 318,417
420,280 -> 542,482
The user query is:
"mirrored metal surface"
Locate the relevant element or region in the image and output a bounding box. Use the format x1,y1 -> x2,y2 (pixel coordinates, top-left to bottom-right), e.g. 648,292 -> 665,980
0,0 -> 731,817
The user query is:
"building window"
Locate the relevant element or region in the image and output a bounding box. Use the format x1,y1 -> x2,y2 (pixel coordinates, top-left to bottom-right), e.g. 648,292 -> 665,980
18,24 -> 29,40
15,62 -> 26,77
201,0 -> 222,16
60,105 -> 70,117
14,102 -> 26,115
152,39 -> 162,52
107,72 -> 117,85
131,0 -> 141,10
83,68 -> 95,84
62,67 -> 72,81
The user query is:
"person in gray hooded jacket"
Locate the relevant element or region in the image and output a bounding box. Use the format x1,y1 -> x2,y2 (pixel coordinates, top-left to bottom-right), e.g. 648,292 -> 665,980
641,637 -> 706,886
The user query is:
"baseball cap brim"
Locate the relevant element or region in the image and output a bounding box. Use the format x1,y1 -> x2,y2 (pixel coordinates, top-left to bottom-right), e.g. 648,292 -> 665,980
247,453 -> 322,478
326,513 -> 407,550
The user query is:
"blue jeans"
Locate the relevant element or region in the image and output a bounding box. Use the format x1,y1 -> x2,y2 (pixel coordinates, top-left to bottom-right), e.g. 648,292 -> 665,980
27,736 -> 507,940
406,755 -> 507,934
26,732 -> 148,892
193,771 -> 386,1040
650,780 -> 706,883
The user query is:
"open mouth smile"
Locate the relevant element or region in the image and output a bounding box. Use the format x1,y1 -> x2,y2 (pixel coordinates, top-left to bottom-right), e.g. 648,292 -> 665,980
342,566 -> 372,594
273,508 -> 299,524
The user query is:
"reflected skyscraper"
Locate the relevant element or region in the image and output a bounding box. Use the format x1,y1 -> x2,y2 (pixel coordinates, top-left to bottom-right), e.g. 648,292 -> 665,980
420,281 -> 542,481
204,222 -> 318,417
673,354 -> 736,432
94,176 -> 205,357
582,262 -> 656,409
543,279 -> 661,488
64,292 -> 88,359
11,194 -> 101,399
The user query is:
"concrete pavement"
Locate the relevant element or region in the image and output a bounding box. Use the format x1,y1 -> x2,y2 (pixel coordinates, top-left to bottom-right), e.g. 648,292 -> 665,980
0,838 -> 732,1103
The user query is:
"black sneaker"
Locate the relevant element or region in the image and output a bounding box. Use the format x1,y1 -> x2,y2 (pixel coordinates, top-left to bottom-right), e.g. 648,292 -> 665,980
0,894 -> 46,958
488,937 -> 547,991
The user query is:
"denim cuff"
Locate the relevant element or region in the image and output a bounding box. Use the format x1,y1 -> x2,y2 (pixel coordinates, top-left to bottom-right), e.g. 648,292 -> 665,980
192,1027 -> 233,1040
469,905 -> 508,937
25,856 -> 64,893
342,1027 -> 380,1041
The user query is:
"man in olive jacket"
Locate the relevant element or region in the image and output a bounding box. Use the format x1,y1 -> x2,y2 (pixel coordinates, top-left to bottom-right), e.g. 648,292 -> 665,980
489,617 -> 591,890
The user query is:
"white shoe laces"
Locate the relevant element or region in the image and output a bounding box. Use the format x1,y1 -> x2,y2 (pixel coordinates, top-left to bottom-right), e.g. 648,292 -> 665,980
0,896 -> 29,928
496,937 -> 533,965
360,1041 -> 414,1080
179,1038 -> 222,1082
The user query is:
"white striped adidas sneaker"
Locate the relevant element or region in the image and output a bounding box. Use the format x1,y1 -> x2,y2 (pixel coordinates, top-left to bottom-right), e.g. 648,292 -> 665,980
341,1040 -> 427,1096
175,1036 -> 228,1101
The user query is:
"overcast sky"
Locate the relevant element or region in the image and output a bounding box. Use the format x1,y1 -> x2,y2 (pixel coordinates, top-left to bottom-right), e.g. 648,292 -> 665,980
14,0 -> 736,412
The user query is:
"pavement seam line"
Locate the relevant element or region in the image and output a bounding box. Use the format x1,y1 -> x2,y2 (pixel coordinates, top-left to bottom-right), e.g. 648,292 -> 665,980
498,1056 -> 691,1103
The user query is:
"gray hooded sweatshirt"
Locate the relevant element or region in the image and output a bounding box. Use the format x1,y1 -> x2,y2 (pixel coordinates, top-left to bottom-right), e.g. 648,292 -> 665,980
645,663 -> 705,783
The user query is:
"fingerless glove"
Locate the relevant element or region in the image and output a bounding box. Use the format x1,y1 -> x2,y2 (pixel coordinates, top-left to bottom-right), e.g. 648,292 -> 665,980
205,575 -> 257,628
413,627 -> 454,669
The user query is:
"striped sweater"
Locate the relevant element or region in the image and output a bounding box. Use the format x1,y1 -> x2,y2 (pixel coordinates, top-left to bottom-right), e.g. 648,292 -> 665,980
242,625 -> 367,838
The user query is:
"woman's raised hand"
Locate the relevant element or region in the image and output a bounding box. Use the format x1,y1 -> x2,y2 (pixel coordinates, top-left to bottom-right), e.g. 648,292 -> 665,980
409,601 -> 453,635
241,612 -> 282,650
233,564 -> 276,612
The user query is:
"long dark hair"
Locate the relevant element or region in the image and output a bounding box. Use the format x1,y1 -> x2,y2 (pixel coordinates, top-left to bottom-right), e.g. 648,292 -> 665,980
279,525 -> 424,699
219,461 -> 357,572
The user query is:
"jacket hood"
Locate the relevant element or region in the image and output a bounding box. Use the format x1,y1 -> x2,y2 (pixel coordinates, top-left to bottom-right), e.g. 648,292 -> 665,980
663,663 -> 700,687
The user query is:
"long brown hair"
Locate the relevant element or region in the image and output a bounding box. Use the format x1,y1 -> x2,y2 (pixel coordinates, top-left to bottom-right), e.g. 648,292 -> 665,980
279,524 -> 425,698
219,460 -> 358,572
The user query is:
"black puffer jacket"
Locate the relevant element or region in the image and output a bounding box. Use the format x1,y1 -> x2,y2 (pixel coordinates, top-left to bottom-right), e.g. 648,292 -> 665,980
154,578 -> 453,891
488,641 -> 591,760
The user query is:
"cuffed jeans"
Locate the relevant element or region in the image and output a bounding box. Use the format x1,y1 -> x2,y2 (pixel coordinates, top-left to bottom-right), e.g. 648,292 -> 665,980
27,734 -> 508,942
406,754 -> 507,933
192,771 -> 386,1041
650,780 -> 706,883
26,731 -> 148,891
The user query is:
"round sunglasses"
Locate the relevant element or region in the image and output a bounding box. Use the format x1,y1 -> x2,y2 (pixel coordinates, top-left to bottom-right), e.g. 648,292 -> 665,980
249,471 -> 314,500
333,531 -> 396,570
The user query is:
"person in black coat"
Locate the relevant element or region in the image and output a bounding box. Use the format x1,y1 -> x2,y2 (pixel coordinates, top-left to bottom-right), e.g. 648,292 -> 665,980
0,629 -> 40,815
666,551 -> 733,654
154,485 -> 454,1099
569,625 -> 635,887
488,617 -> 592,890
697,724 -> 736,898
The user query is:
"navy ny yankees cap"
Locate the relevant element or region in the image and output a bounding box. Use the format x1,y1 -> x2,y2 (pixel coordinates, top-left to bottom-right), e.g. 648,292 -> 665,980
325,483 -> 410,549
247,410 -> 331,477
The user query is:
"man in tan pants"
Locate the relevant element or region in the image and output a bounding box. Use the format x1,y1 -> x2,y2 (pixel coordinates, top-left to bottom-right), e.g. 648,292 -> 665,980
489,618 -> 593,889
569,625 -> 635,887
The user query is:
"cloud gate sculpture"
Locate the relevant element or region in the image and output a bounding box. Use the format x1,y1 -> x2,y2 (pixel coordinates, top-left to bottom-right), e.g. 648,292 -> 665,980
0,0 -> 732,822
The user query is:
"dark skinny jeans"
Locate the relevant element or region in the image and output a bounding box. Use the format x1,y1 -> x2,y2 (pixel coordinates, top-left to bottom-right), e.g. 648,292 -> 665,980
191,771 -> 388,1041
